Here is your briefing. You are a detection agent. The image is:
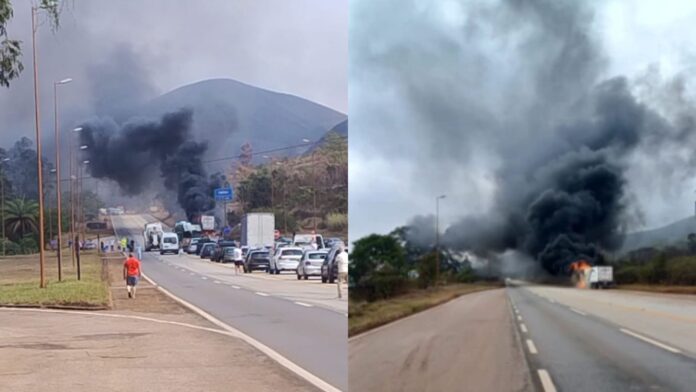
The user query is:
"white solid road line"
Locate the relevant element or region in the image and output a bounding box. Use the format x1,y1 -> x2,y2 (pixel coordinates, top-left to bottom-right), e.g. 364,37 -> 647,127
526,339 -> 538,354
140,273 -> 341,392
570,308 -> 587,316
255,292 -> 270,297
620,328 -> 681,354
520,323 -> 528,333
295,302 -> 313,308
538,369 -> 557,392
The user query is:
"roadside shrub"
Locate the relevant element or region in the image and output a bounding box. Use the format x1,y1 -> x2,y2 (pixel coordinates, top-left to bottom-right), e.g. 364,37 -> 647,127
360,269 -> 410,301
456,266 -> 477,283
666,257 -> 696,285
326,213 -> 347,231
0,239 -> 20,255
417,252 -> 437,289
614,265 -> 641,284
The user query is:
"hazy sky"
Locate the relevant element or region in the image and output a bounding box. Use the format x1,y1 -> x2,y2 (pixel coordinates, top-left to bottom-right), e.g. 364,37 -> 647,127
349,0 -> 696,242
0,0 -> 347,145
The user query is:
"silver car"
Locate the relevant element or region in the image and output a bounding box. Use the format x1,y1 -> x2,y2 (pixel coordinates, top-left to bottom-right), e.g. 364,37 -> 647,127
269,247 -> 303,274
296,250 -> 329,280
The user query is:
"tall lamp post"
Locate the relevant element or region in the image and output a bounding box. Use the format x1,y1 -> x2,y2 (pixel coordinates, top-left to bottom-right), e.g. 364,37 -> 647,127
70,127 -> 82,266
30,5 -> 48,288
435,194 -> 446,286
0,157 -> 10,256
79,159 -> 90,243
54,78 -> 72,282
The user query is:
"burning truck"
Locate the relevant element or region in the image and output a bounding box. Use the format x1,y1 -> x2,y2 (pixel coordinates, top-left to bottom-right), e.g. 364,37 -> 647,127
569,260 -> 614,289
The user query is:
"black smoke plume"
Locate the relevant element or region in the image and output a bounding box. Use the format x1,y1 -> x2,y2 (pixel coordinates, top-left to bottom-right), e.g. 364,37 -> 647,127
79,108 -> 219,220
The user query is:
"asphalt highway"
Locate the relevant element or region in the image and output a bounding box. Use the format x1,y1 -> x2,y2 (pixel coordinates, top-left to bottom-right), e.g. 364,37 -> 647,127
111,214 -> 347,391
508,281 -> 696,391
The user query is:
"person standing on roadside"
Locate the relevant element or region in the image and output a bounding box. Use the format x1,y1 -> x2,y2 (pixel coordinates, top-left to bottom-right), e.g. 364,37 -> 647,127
123,253 -> 142,299
233,246 -> 244,274
336,245 -> 349,299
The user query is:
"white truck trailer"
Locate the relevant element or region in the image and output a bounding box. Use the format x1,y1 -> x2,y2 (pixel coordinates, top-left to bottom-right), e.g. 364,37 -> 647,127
241,213 -> 275,249
587,266 -> 614,289
143,222 -> 164,251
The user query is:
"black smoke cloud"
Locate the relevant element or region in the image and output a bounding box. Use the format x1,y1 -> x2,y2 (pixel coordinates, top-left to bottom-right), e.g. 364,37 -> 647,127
79,108 -> 220,220
350,0 -> 696,276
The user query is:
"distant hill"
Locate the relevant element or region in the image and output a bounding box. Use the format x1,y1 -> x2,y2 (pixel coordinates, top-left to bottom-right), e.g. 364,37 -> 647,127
305,119 -> 348,154
137,78 -> 347,163
620,215 -> 696,253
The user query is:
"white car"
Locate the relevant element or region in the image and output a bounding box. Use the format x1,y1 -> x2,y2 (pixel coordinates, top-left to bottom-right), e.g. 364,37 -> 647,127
296,250 -> 329,280
269,246 -> 304,275
160,232 -> 180,255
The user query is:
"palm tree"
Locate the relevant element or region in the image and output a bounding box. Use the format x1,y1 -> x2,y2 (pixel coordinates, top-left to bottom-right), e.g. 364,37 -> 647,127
3,198 -> 39,240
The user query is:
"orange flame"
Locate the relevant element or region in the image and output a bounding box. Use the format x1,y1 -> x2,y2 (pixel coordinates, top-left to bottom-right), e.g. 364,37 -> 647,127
569,260 -> 591,288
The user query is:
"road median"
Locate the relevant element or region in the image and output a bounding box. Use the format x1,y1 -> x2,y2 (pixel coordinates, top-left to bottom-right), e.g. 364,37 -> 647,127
349,282 -> 501,337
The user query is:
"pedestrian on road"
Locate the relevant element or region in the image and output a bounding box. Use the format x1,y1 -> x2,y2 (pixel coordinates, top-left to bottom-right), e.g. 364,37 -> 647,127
233,246 -> 244,274
336,245 -> 349,299
123,253 -> 142,299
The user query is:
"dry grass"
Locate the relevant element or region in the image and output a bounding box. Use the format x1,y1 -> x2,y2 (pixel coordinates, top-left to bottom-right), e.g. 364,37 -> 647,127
349,283 -> 501,337
0,250 -> 109,308
617,284 -> 696,295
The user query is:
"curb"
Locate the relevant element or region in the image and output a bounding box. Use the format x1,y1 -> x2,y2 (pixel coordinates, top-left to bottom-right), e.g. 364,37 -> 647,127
0,303 -> 109,311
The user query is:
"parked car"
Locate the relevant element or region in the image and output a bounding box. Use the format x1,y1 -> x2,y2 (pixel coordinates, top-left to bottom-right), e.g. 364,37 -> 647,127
269,246 -> 303,275
241,245 -> 250,257
324,237 -> 345,249
211,241 -> 236,262
321,245 -> 346,283
297,250 -> 329,280
244,249 -> 271,273
186,237 -> 201,254
222,247 -> 237,263
81,240 -> 97,250
193,238 -> 214,255
199,243 -> 217,259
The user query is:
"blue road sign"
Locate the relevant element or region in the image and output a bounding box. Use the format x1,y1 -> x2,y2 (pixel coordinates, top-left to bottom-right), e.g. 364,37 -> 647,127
214,187 -> 234,201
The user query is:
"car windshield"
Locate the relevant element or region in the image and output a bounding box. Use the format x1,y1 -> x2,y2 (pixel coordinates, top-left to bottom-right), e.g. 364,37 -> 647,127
282,249 -> 303,256
307,252 -> 327,259
164,237 -> 176,244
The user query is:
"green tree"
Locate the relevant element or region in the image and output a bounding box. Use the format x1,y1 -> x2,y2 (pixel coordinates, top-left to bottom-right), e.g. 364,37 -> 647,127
1,0 -> 60,87
3,197 -> 38,239
349,233 -> 406,286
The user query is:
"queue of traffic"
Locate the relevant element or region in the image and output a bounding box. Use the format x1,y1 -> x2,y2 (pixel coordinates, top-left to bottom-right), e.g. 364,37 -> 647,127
141,212 -> 348,284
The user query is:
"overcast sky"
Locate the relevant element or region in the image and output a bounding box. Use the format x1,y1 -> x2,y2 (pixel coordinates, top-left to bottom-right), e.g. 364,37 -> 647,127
349,0 -> 696,242
0,0 -> 347,145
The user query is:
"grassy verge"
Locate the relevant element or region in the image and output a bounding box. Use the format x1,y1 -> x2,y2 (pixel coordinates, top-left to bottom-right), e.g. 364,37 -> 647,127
349,283 -> 501,337
617,284 -> 696,295
0,251 -> 109,308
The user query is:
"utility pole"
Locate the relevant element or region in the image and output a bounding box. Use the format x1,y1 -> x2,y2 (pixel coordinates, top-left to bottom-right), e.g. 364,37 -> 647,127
54,78 -> 72,282
435,194 -> 446,286
70,127 -> 82,267
31,6 -> 46,288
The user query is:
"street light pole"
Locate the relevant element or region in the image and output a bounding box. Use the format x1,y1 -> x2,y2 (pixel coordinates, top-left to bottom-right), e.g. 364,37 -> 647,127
31,5 -> 46,288
70,127 -> 82,267
435,194 -> 446,286
54,78 -> 72,282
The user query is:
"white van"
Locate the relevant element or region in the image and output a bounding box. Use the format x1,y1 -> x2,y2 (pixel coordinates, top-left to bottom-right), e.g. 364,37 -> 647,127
160,232 -> 180,255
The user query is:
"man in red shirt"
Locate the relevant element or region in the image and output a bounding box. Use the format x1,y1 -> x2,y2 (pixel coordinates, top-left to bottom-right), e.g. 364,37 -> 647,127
123,253 -> 142,299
